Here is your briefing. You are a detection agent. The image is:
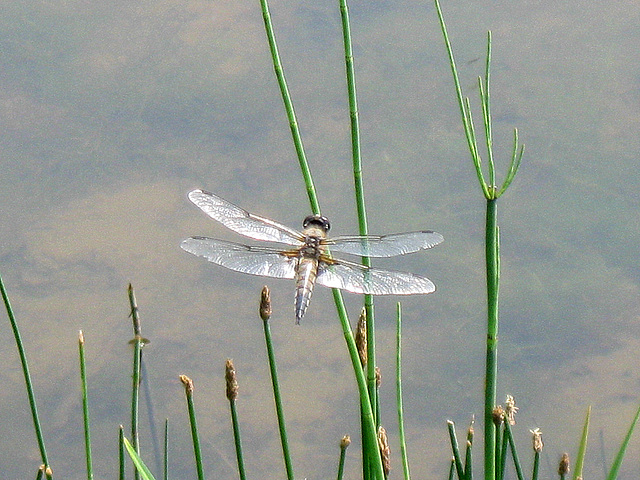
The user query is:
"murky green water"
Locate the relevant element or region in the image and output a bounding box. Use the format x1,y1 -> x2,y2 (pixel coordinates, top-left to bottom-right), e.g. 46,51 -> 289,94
1,0 -> 640,478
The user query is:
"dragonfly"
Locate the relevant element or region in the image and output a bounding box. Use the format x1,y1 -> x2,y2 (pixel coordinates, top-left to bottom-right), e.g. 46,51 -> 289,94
181,189 -> 443,324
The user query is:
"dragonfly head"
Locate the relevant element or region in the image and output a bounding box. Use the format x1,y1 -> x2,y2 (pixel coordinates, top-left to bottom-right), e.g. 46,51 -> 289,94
303,214 -> 331,233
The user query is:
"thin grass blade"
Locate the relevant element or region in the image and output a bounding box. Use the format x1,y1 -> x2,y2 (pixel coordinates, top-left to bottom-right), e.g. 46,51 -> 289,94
573,406 -> 591,480
78,331 -> 93,480
124,437 -> 157,480
0,273 -> 50,471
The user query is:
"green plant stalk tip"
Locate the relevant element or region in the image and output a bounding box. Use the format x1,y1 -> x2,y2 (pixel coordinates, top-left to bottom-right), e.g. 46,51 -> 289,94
78,331 -> 93,480
119,425 -> 126,480
336,438 -> 349,480
124,437 -> 157,480
447,421 -> 464,480
262,319 -> 295,480
0,273 -> 50,470
180,376 -> 205,480
163,419 -> 169,480
395,303 -> 411,480
606,401 -> 640,480
503,421 -> 524,480
573,406 -> 590,480
128,285 -> 143,480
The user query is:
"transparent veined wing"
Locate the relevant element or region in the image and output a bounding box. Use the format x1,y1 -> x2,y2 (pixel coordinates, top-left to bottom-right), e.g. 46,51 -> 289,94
316,259 -> 436,295
188,190 -> 304,246
324,231 -> 443,257
181,237 -> 297,279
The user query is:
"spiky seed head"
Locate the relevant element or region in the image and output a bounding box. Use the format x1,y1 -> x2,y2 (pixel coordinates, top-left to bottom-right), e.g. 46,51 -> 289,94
530,428 -> 543,453
377,426 -> 391,477
45,466 -> 53,476
558,453 -> 570,476
180,374 -> 194,394
225,359 -> 239,401
355,308 -> 367,366
78,330 -> 85,344
375,367 -> 382,388
340,435 -> 351,449
260,286 -> 272,321
492,405 -> 504,426
505,395 -> 518,425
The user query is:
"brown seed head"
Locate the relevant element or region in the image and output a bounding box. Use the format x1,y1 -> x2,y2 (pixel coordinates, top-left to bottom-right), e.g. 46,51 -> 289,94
492,405 -> 504,426
225,359 -> 238,401
375,367 -> 382,388
505,395 -> 518,425
340,435 -> 351,449
355,307 -> 367,367
530,428 -> 543,453
179,374 -> 194,394
260,286 -> 272,321
558,452 -> 570,476
377,426 -> 391,477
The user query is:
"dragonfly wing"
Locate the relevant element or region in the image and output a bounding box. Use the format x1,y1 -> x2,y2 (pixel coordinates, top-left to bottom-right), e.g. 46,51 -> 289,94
325,231 -> 443,257
188,189 -> 304,245
181,237 -> 297,279
316,260 -> 436,295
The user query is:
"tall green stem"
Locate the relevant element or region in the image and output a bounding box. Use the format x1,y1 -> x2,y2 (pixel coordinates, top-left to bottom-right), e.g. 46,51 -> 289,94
128,284 -> 143,480
78,331 -> 93,480
262,318 -> 294,480
484,198 -> 499,480
0,273 -> 50,473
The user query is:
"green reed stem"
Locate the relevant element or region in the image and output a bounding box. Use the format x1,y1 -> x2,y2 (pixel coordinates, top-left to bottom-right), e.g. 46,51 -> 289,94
78,331 -> 93,480
128,284 -> 144,480
448,459 -> 456,480
447,421 -> 464,480
503,421 -> 524,480
531,451 -> 540,480
36,465 -> 45,480
606,402 -> 640,480
574,406 -> 590,480
333,289 -> 385,480
0,273 -> 51,473
163,419 -> 169,480
464,420 -> 474,480
119,425 -> 126,480
339,0 -> 378,438
259,0 -> 318,213
336,436 -> 350,480
261,317 -> 294,480
395,303 -> 411,480
179,375 -> 205,480
495,421 -> 504,480
258,1 -> 383,477
228,399 -> 246,480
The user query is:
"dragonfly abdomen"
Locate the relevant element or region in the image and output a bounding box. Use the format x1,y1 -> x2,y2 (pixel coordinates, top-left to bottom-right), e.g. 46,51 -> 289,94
294,257 -> 318,324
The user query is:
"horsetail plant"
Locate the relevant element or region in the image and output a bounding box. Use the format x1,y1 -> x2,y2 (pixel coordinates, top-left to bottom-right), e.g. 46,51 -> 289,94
435,1 -> 524,478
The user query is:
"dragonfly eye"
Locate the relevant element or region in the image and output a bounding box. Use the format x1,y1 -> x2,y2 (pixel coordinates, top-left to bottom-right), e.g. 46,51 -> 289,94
303,214 -> 331,232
